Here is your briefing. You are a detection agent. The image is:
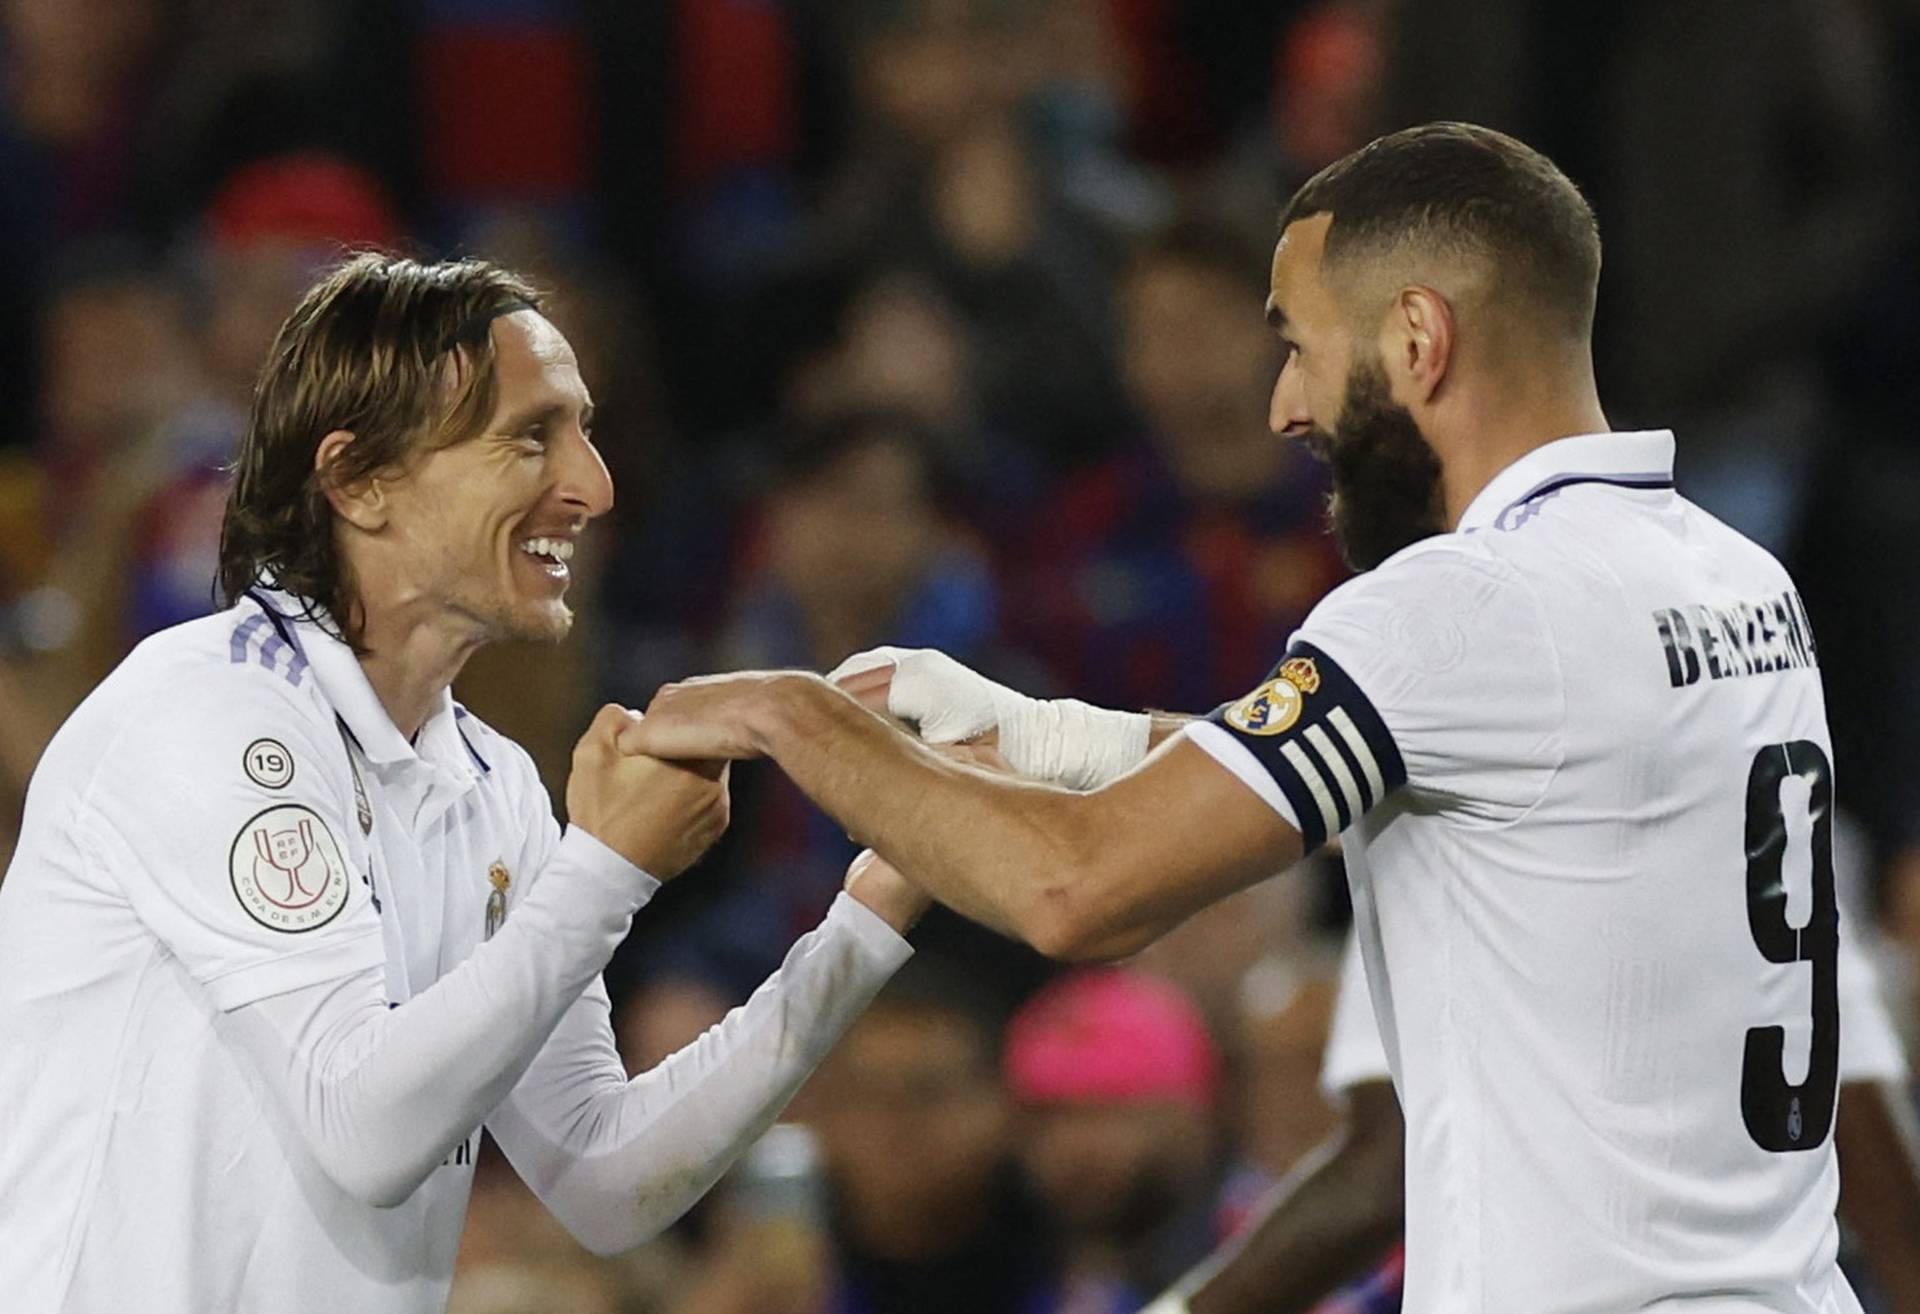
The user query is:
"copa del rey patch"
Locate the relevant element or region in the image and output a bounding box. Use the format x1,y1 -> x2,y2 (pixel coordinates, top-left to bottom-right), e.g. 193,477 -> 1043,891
229,804 -> 352,932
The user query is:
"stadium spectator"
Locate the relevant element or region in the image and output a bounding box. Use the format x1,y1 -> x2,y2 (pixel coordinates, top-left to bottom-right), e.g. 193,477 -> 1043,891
617,412 -> 1022,1000
796,0 -> 1130,470
1006,969 -> 1253,1309
1005,220 -> 1345,714
809,956 -> 1069,1314
0,246 -> 196,850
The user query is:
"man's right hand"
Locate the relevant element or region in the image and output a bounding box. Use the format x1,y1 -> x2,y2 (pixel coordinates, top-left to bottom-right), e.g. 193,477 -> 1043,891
568,704 -> 730,879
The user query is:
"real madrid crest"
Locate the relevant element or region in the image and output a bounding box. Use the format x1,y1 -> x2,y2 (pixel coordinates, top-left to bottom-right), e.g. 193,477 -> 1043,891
484,861 -> 511,939
1224,656 -> 1322,736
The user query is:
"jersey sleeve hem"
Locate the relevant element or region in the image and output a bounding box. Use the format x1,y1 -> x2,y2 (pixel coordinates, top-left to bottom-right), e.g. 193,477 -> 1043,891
820,889 -> 917,966
1182,722 -> 1304,833
558,825 -> 662,904
201,927 -> 387,1012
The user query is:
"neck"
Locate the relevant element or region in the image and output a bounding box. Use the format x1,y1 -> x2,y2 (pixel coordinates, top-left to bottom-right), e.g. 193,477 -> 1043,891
348,591 -> 487,741
1436,364 -> 1609,529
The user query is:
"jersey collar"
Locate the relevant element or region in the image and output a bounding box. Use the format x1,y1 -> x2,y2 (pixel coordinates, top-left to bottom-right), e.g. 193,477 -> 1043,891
248,589 -> 476,782
1455,429 -> 1676,533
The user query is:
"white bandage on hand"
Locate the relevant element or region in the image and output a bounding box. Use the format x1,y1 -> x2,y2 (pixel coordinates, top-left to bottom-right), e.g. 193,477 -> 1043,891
826,647 -> 1150,791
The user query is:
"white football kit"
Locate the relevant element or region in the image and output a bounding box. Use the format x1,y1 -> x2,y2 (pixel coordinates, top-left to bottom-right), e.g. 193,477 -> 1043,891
1188,431 -> 1863,1312
1321,922 -> 1910,1101
0,590 -> 912,1313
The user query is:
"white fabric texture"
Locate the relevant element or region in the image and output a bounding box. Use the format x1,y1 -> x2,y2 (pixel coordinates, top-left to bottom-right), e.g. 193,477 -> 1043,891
829,645 -> 1151,789
227,824 -> 654,1209
1316,917 -> 1908,1101
486,891 -> 910,1254
1192,432 -> 1864,1314
0,595 -> 911,1314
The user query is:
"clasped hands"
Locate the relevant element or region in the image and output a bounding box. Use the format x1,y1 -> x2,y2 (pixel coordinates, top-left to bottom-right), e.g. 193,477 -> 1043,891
578,651 -> 1019,932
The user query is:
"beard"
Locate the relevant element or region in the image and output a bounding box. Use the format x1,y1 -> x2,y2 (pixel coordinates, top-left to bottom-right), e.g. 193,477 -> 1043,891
447,581 -> 575,648
1305,358 -> 1447,571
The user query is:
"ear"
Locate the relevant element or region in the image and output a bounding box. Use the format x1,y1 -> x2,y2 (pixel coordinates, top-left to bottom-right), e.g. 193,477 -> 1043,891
314,430 -> 387,532
1385,286 -> 1455,405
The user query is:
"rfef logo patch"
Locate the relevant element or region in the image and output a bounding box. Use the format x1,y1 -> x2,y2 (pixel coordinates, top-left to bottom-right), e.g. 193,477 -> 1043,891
230,804 -> 352,932
1224,657 -> 1322,736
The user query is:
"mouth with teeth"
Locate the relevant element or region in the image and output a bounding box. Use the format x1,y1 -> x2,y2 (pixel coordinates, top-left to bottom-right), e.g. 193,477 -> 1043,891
517,534 -> 577,587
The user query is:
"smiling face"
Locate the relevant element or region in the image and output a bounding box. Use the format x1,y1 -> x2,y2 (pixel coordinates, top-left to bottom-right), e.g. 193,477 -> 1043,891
1266,214 -> 1446,571
368,309 -> 612,644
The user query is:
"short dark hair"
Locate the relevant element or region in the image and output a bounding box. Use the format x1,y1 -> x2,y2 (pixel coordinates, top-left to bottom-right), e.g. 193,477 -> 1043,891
217,253 -> 541,645
1277,121 -> 1601,336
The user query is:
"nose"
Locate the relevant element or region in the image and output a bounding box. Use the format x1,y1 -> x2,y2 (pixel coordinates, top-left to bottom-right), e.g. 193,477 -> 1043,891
556,425 -> 615,519
1268,354 -> 1312,439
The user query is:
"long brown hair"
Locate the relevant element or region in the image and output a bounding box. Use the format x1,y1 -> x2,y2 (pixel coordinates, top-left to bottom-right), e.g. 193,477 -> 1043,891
217,253 -> 541,645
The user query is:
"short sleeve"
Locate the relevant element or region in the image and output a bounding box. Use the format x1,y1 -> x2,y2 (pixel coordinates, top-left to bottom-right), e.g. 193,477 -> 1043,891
1320,933 -> 1393,1100
77,669 -> 383,1011
1187,540 -> 1563,850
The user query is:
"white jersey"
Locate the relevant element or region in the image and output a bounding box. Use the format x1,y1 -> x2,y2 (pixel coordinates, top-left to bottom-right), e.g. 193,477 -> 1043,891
1320,922 -> 1910,1099
0,591 -> 909,1313
1189,431 -> 1863,1313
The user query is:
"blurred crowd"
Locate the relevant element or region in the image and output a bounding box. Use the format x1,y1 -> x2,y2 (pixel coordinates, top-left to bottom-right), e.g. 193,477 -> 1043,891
4,1 -> 1920,1311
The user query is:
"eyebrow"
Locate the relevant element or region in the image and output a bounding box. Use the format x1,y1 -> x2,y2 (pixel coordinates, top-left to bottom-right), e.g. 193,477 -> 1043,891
495,399 -> 594,434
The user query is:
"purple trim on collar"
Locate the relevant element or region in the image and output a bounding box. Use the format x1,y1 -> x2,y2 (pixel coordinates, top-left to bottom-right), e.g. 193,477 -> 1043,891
1492,471 -> 1674,531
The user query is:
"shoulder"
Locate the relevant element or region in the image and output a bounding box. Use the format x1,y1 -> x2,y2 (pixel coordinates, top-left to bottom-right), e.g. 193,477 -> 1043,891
61,612 -> 338,802
133,615 -> 329,730
73,602 -> 320,716
1300,533 -> 1546,678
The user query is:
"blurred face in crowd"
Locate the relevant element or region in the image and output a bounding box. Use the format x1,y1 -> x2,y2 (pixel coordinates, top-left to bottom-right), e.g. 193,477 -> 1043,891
813,1004 -> 1012,1255
767,432 -> 939,645
341,311 -> 612,645
1018,1099 -> 1214,1243
42,272 -> 192,459
836,276 -> 972,430
1267,214 -> 1446,571
205,242 -> 337,407
856,0 -> 1034,147
4,0 -> 163,140
1123,253 -> 1287,500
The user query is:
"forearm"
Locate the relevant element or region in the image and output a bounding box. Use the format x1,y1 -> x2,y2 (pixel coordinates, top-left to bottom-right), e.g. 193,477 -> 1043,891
491,892 -> 912,1254
756,676 -> 1117,955
226,826 -> 654,1207
1173,1088 -> 1405,1314
1837,1080 -> 1920,1314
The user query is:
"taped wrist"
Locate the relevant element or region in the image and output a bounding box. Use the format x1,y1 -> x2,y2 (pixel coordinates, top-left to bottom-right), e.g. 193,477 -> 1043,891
1003,697 -> 1152,790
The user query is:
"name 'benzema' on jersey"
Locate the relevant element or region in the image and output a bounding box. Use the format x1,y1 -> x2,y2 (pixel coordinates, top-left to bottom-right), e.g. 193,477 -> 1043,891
1184,429 -> 1861,1314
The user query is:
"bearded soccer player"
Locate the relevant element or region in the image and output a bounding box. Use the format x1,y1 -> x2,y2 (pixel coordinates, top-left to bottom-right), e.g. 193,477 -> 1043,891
0,256 -> 926,1313
626,123 -> 1872,1312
